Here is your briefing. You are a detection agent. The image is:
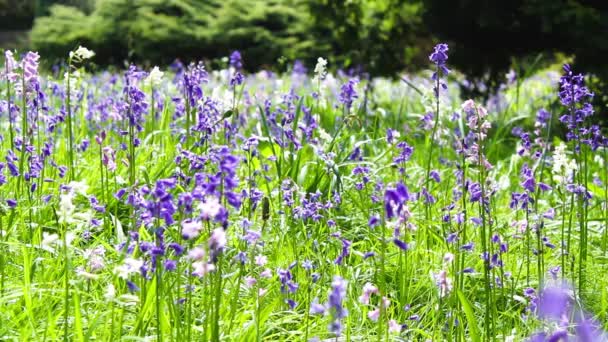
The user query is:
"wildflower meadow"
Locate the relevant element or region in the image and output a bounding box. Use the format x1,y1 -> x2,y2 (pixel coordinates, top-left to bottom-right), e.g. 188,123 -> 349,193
0,44 -> 607,341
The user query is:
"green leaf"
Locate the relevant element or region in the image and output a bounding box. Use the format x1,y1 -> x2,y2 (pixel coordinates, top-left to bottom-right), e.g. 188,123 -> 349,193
457,289 -> 481,342
223,109 -> 235,118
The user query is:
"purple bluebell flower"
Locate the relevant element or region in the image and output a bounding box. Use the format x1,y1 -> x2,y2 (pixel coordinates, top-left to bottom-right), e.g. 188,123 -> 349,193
430,170 -> 441,183
429,43 -> 449,96
229,51 -> 243,70
429,44 -> 449,75
339,78 -> 358,110
278,268 -> 298,294
538,286 -> 570,320
393,239 -> 408,251
384,182 -> 409,219
461,267 -> 475,274
460,242 -> 474,252
334,239 -> 351,265
468,182 -> 482,203
21,51 -> 40,92
368,214 -> 380,228
327,276 -> 347,336
393,141 -> 413,165
230,72 -> 244,87
536,109 -> 551,127
163,259 -> 177,271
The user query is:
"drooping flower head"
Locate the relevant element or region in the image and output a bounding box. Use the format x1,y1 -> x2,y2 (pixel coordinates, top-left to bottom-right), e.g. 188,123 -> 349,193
229,50 -> 243,70
429,43 -> 449,96
3,50 -> 18,83
558,64 -> 595,145
230,72 -> 244,87
328,276 -> 348,336
384,182 -> 410,220
69,46 -> 95,61
292,59 -> 307,76
313,57 -> 328,82
21,51 -> 40,91
147,66 -> 164,87
339,78 -> 358,110
429,44 -> 449,73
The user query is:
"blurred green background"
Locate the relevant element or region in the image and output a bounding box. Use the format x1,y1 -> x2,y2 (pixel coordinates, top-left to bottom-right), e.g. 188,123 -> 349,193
1,0 -> 607,101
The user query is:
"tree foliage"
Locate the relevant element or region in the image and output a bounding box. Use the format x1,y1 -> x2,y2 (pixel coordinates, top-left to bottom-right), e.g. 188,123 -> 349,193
0,0 -> 34,29
306,0 -> 427,76
423,0 -> 608,101
31,0 -> 311,69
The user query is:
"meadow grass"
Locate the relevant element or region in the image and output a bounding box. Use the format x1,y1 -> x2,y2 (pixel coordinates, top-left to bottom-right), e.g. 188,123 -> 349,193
0,47 -> 606,341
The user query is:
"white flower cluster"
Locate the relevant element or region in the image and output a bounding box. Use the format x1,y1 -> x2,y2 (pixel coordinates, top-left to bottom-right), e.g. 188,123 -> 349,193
114,257 -> 144,279
58,181 -> 90,225
69,46 -> 95,61
313,57 -> 327,84
64,69 -> 81,96
147,66 -> 164,87
552,142 -> 577,185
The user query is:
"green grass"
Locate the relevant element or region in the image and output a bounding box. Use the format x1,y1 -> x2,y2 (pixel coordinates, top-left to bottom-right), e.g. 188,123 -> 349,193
0,53 -> 606,342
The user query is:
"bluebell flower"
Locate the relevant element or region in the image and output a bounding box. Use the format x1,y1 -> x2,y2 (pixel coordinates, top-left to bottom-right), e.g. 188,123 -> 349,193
429,43 -> 449,96
338,78 -> 358,110
229,51 -> 242,70
393,239 -> 408,251
328,276 -> 347,336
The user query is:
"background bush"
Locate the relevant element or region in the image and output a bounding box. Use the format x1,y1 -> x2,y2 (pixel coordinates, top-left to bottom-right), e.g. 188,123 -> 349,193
28,0 -> 429,74
423,0 -> 608,119
11,0 -> 608,113
30,0 -> 314,70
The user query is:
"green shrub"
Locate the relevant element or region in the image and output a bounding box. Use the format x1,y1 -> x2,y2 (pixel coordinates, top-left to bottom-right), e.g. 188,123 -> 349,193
30,0 -> 428,74
30,0 -> 312,69
30,5 -> 92,62
306,0 -> 427,76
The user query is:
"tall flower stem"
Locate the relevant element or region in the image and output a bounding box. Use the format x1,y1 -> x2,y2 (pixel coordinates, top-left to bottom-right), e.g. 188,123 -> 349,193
126,76 -> 137,231
424,65 -> 441,247
475,105 -> 492,339
66,61 -> 75,181
184,78 -> 191,145
63,225 -> 69,342
602,147 -> 608,253
377,217 -> 387,342
532,111 -> 553,291
5,61 -> 14,151
155,227 -> 163,342
579,144 -> 588,293
458,145 -> 468,292
17,69 -> 28,194
0,216 -> 4,295
211,257 -> 223,342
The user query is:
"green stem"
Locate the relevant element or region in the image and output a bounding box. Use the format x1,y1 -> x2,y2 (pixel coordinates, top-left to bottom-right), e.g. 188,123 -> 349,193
5,61 -> 14,151
66,64 -> 75,181
63,222 -> 70,342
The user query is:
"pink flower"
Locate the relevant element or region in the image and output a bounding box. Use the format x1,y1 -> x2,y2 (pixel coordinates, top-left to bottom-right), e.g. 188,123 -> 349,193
181,220 -> 202,240
443,252 -> 454,264
192,261 -> 215,277
255,255 -> 268,266
244,276 -> 257,288
368,308 -> 380,321
388,319 -> 402,333
209,228 -> 227,251
433,270 -> 452,297
359,283 -> 378,304
188,247 -> 206,261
